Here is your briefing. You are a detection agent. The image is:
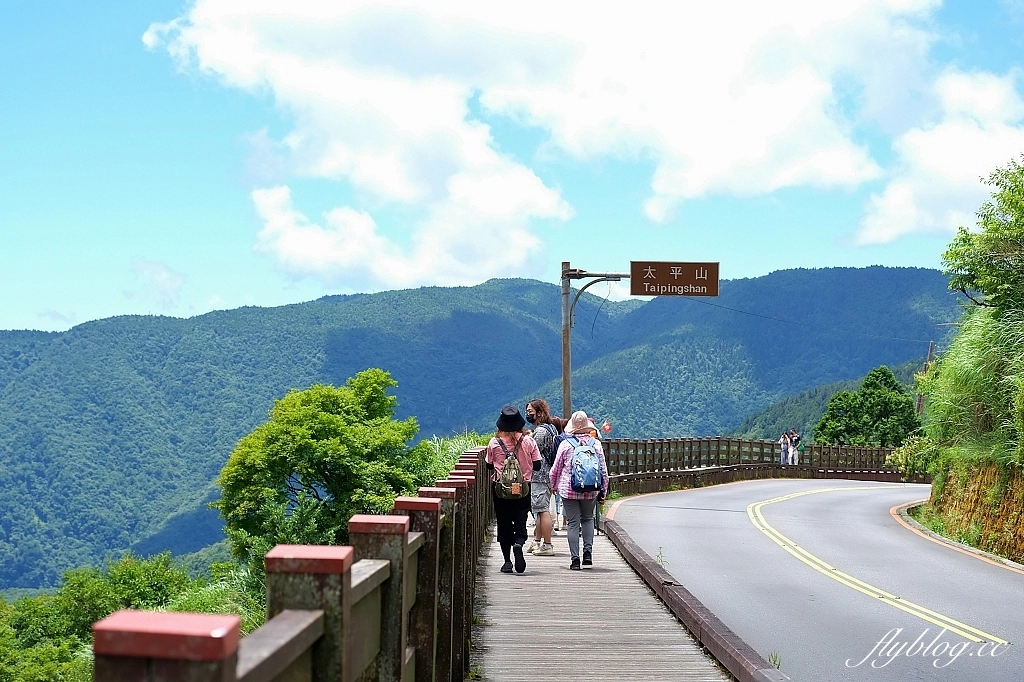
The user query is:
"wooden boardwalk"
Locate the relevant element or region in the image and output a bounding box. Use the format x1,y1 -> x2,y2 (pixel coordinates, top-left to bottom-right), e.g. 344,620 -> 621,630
470,526 -> 731,682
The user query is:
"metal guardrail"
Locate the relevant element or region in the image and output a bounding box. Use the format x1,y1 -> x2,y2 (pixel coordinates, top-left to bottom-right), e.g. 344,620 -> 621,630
91,447 -> 492,682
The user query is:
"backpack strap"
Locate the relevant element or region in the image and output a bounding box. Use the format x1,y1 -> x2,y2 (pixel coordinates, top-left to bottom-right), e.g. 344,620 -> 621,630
496,435 -> 522,462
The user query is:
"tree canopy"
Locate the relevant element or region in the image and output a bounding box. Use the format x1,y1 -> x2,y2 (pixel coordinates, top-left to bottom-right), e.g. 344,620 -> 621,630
942,154 -> 1024,310
813,366 -> 920,447
214,369 -> 430,568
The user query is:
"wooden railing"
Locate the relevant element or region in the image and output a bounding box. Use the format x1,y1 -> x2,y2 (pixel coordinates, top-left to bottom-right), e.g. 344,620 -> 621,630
600,437 -> 926,496
603,437 -> 893,474
91,447 -> 491,682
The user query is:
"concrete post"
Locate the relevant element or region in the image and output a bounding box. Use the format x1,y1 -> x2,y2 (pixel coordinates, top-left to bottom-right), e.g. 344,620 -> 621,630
93,610 -> 240,682
349,514 -> 411,682
417,487 -> 456,682
265,544 -> 354,682
434,479 -> 468,676
392,497 -> 442,682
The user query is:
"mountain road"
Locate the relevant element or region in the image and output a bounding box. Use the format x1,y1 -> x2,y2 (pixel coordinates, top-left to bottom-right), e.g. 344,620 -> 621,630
609,479 -> 1022,681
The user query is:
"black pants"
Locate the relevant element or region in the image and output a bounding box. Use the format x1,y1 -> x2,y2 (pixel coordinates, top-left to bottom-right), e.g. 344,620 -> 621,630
492,488 -> 530,561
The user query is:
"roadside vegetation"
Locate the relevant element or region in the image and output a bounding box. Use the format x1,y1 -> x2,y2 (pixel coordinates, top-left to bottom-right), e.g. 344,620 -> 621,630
0,368 -> 485,682
890,156 -> 1024,475
888,156 -> 1024,560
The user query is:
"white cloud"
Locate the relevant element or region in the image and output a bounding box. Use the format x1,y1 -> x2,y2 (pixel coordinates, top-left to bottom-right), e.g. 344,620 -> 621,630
144,0 -> 991,285
858,70 -> 1024,244
125,260 -> 188,309
37,310 -> 79,330
253,175 -> 569,287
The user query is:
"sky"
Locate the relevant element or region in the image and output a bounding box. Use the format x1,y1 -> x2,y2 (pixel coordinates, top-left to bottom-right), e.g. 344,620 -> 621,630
2,1 -> 1024,332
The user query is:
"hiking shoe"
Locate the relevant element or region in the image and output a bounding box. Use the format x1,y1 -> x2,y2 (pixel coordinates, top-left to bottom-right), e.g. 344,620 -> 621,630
500,561 -> 513,573
513,544 -> 527,573
534,543 -> 555,556
582,550 -> 593,566
570,556 -> 581,570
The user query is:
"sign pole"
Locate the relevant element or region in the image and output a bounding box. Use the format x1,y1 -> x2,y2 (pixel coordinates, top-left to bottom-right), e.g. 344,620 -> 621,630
560,262 -> 630,419
560,260 -> 719,420
561,262 -> 572,419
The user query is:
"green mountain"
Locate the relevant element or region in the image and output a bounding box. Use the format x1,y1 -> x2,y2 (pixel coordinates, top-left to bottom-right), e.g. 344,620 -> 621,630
0,267 -> 960,588
731,359 -> 922,442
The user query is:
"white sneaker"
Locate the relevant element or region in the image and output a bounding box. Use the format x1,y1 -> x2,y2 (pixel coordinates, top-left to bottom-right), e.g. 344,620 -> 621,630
534,543 -> 555,556
524,539 -> 538,554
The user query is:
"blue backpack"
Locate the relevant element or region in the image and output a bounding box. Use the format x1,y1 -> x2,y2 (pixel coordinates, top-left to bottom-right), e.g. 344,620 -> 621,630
568,436 -> 603,493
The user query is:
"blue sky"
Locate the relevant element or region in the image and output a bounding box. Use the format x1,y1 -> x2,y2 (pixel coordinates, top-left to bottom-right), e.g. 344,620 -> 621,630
2,1 -> 1023,331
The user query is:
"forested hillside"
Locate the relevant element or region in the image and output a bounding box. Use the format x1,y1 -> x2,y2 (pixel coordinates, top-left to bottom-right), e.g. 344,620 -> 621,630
0,267 -> 959,588
732,359 -> 921,441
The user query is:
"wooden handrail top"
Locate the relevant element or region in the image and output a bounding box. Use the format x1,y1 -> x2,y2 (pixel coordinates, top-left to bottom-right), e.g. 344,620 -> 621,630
406,531 -> 425,557
351,559 -> 390,604
236,610 -> 323,682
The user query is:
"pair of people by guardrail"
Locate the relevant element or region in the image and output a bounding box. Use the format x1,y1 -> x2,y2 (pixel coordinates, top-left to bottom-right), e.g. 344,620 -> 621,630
779,429 -> 803,465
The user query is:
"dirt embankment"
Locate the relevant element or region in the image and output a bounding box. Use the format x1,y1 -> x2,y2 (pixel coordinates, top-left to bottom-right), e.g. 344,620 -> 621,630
928,460 -> 1024,563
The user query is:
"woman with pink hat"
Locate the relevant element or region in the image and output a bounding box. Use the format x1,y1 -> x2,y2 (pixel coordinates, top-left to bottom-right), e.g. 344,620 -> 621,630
548,410 -> 609,570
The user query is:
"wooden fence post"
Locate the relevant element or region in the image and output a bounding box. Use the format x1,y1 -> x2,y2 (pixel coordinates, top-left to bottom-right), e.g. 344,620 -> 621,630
264,544 -> 353,682
93,611 -> 240,682
349,515 -> 412,682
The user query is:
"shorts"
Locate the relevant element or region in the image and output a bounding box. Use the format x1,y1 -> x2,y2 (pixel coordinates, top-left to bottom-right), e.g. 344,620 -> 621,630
530,479 -> 552,514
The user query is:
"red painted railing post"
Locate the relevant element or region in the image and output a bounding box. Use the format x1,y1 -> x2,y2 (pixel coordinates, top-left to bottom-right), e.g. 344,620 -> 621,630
93,610 -> 240,682
349,515 -> 412,682
435,478 -> 469,676
417,487 -> 457,682
264,544 -> 353,682
392,497 -> 443,682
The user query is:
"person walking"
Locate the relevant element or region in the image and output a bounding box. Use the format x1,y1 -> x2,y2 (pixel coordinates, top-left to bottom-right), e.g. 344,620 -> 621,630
524,399 -> 558,556
779,431 -> 790,465
545,415 -> 569,531
549,410 -> 609,571
486,405 -> 542,574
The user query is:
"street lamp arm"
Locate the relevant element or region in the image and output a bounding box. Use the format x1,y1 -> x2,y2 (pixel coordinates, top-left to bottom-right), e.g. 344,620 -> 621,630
560,262 -> 631,419
569,276 -> 624,327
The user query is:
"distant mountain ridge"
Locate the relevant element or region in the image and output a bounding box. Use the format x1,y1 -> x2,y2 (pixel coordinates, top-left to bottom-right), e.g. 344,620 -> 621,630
0,267 -> 960,588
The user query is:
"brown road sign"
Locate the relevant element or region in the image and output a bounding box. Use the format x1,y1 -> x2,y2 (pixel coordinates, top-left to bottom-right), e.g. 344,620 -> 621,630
630,261 -> 719,296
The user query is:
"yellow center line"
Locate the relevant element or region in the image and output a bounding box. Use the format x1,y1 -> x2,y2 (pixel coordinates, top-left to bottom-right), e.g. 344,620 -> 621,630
747,487 -> 1009,645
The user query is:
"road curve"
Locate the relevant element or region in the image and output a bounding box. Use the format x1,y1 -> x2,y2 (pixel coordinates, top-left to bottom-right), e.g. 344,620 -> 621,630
610,479 -> 1022,681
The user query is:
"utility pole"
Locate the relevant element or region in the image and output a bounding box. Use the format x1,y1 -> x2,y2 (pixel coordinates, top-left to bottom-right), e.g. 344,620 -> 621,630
560,262 -> 630,419
915,340 -> 935,415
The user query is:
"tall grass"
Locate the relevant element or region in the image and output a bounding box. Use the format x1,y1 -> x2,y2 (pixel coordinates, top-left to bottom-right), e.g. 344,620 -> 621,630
165,566 -> 265,634
416,432 -> 489,484
917,307 -> 1024,466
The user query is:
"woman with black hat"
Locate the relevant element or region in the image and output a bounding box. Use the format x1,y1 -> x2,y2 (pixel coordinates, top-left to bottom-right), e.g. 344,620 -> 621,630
486,404 -> 543,573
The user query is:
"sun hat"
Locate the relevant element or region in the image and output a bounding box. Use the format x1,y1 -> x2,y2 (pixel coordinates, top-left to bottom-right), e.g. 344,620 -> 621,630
568,410 -> 592,434
496,404 -> 526,432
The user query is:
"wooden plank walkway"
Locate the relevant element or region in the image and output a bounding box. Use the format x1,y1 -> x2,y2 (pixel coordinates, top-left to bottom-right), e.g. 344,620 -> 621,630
470,526 -> 731,681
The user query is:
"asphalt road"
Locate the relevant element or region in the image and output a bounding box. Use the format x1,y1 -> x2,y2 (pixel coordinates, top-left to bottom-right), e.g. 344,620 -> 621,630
611,479 -> 1023,681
